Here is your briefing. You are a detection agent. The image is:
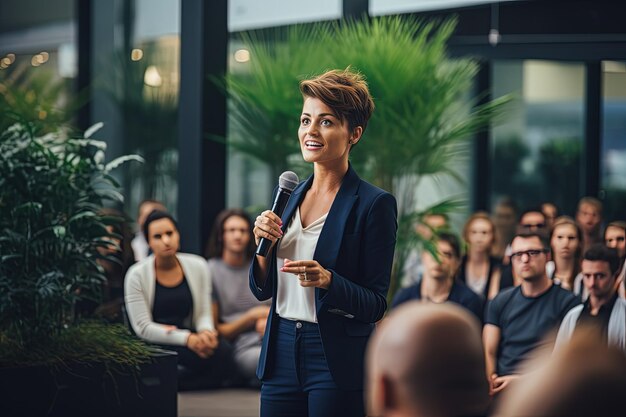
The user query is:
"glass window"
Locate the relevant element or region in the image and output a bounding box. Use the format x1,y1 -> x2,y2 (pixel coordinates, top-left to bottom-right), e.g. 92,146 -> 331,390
601,61 -> 626,222
0,0 -> 76,131
490,60 -> 585,216
91,0 -> 181,218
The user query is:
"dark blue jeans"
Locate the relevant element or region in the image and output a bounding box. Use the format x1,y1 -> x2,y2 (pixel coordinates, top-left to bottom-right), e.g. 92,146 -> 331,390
260,317 -> 365,417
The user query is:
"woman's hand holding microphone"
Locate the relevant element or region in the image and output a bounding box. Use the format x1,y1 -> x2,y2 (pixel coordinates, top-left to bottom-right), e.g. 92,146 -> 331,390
253,210 -> 332,289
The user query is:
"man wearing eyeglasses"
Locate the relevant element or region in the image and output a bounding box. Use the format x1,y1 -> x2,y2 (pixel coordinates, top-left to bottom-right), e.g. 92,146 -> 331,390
483,231 -> 580,396
554,244 -> 626,352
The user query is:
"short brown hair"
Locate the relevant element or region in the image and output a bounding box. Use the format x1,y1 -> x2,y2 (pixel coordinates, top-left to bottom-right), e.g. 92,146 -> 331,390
300,68 -> 375,134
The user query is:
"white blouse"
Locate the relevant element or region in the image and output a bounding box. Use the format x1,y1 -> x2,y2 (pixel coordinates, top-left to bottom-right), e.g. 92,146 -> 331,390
276,207 -> 327,323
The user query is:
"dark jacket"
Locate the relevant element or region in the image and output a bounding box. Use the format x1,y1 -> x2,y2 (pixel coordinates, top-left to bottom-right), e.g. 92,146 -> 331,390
249,165 -> 398,390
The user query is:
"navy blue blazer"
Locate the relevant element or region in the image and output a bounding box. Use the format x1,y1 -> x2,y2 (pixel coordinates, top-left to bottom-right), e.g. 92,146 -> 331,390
249,165 -> 398,390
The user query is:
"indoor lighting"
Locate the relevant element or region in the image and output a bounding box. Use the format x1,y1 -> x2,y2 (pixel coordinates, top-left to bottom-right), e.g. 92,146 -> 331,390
234,49 -> 250,63
131,48 -> 144,61
6,53 -> 15,63
31,56 -> 41,67
144,65 -> 162,87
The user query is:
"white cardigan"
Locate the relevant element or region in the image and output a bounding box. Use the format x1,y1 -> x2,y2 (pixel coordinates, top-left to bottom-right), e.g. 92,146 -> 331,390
124,253 -> 215,346
554,297 -> 626,352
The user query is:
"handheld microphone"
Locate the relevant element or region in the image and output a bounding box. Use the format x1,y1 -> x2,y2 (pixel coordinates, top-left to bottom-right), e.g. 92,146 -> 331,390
256,171 -> 299,257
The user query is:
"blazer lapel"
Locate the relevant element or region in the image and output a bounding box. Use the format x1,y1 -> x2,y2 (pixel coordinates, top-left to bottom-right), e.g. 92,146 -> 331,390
280,175 -> 313,233
313,165 -> 360,271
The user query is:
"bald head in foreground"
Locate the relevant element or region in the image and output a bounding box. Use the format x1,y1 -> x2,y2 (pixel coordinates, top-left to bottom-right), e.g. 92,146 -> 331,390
366,302 -> 489,417
495,325 -> 626,417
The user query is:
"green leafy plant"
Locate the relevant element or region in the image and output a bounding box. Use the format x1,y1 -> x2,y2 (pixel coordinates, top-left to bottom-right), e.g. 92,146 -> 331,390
0,119 -> 146,366
223,16 -> 510,297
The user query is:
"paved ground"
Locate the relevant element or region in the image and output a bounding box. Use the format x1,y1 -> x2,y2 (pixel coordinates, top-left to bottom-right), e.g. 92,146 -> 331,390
178,388 -> 260,417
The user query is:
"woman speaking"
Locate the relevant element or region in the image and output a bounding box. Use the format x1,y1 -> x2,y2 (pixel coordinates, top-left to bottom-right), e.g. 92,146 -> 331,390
250,69 -> 398,417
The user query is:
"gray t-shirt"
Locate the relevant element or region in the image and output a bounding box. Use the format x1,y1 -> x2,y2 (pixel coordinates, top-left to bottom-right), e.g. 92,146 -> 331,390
486,283 -> 579,375
208,258 -> 270,353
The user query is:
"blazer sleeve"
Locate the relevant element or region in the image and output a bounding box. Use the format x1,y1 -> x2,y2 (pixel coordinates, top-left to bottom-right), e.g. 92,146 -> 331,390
124,265 -> 191,346
249,254 -> 274,301
193,258 -> 215,332
320,192 -> 398,323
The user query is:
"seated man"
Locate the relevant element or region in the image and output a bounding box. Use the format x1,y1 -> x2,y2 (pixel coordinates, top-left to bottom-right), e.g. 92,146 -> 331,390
483,231 -> 579,396
604,220 -> 626,297
366,302 -> 489,417
555,244 -> 626,351
392,232 -> 483,322
576,196 -> 603,253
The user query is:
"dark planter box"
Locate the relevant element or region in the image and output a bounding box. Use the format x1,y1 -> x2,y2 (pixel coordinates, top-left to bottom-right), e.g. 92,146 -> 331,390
0,349 -> 177,417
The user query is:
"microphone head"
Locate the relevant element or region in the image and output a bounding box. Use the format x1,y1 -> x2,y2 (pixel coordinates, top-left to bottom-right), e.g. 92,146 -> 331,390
278,171 -> 299,192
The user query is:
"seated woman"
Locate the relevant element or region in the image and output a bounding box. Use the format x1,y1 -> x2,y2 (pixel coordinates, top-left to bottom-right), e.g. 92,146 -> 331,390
459,212 -> 502,300
547,216 -> 584,298
125,210 -> 231,387
206,209 -> 271,384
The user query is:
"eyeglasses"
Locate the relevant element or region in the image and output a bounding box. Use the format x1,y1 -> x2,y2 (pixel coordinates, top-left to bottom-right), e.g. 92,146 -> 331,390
510,249 -> 547,261
521,223 -> 545,229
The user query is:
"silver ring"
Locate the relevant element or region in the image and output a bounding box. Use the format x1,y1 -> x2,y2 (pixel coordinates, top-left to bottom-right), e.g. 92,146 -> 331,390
299,271 -> 309,282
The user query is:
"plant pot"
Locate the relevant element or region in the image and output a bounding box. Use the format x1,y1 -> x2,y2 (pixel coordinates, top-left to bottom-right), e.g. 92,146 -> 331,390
0,349 -> 177,417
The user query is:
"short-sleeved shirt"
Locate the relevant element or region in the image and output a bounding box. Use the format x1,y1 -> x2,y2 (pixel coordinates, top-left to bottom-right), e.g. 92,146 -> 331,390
486,283 -> 580,375
209,258 -> 270,352
392,279 -> 484,322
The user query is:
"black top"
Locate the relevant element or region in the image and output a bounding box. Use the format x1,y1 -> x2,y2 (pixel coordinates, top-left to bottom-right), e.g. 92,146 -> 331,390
152,276 -> 193,330
392,279 -> 485,322
577,293 -> 619,342
486,284 -> 580,376
458,256 -> 502,298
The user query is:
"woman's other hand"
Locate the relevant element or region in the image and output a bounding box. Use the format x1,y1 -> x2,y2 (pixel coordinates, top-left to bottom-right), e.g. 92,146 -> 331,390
281,258 -> 332,290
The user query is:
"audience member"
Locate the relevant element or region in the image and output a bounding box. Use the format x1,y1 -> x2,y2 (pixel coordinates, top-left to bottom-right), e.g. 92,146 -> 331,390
125,210 -> 232,386
518,207 -> 547,233
131,199 -> 166,261
604,220 -> 626,258
206,209 -> 271,384
576,196 -> 603,253
546,216 -> 583,295
498,208 -> 547,289
495,326 -> 626,417
393,232 -> 483,321
555,244 -> 625,351
492,197 -> 518,261
540,202 -> 558,230
366,302 -> 489,417
483,231 -> 579,396
401,212 -> 449,287
459,212 -> 503,300
605,220 -> 626,298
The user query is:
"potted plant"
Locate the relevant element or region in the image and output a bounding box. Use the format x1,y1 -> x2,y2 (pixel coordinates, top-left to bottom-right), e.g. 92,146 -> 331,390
0,118 -> 177,417
223,16 -> 510,297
